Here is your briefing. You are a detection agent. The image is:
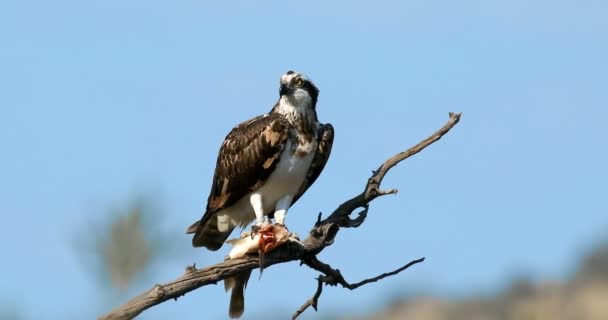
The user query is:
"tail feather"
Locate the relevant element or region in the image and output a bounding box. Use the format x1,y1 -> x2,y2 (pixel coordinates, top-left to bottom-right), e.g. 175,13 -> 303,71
187,215 -> 234,251
225,270 -> 252,319
186,220 -> 199,234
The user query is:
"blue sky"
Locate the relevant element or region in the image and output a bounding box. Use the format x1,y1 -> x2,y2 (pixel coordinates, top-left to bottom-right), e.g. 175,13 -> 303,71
1,0 -> 607,319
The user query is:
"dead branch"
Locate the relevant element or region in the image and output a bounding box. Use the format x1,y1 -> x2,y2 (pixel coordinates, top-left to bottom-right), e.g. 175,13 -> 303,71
292,257 -> 426,319
292,275 -> 326,319
99,112 -> 461,320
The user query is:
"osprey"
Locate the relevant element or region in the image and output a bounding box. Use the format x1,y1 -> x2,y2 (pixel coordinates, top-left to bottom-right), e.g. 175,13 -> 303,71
186,71 -> 334,318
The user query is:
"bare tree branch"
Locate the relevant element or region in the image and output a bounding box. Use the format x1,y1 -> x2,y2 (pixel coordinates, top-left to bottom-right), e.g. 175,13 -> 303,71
292,257 -> 425,319
292,275 -> 325,320
322,112 -> 462,228
99,112 -> 462,320
348,258 -> 426,290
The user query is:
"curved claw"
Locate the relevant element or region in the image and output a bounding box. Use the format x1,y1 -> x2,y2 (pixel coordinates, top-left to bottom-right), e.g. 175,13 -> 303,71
250,224 -> 262,240
274,223 -> 289,231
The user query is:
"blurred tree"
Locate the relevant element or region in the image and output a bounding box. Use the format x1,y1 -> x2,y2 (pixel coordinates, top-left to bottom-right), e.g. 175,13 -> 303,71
577,237 -> 608,283
73,192 -> 183,293
0,299 -> 24,320
101,204 -> 150,290
353,234 -> 608,320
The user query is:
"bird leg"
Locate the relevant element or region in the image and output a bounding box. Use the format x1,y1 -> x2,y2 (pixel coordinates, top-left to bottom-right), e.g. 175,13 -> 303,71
273,195 -> 293,227
249,193 -> 267,239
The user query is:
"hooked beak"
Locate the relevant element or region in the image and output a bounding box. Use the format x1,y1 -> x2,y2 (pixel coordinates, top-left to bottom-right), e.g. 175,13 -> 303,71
279,83 -> 292,96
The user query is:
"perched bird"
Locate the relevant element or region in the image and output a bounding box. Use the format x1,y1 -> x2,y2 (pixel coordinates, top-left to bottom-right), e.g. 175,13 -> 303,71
186,71 -> 334,318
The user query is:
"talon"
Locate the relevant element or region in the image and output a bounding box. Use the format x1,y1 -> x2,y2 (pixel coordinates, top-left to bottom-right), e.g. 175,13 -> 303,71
275,223 -> 289,232
250,224 -> 261,239
251,219 -> 271,239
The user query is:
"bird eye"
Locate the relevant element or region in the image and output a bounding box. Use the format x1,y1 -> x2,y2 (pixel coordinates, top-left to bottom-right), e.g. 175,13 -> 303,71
295,78 -> 304,86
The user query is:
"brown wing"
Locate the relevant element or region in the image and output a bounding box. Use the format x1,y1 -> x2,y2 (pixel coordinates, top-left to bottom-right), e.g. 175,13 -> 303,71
292,123 -> 334,204
187,113 -> 291,249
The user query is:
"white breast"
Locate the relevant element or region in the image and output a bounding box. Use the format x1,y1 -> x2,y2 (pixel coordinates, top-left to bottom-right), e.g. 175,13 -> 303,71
215,138 -> 317,231
257,139 -> 317,212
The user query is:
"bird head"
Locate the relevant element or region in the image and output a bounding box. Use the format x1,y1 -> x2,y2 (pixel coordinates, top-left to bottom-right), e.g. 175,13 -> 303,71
279,70 -> 319,107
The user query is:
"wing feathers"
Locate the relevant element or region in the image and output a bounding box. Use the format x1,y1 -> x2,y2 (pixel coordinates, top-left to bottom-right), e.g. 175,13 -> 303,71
188,114 -> 291,249
292,123 -> 335,204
